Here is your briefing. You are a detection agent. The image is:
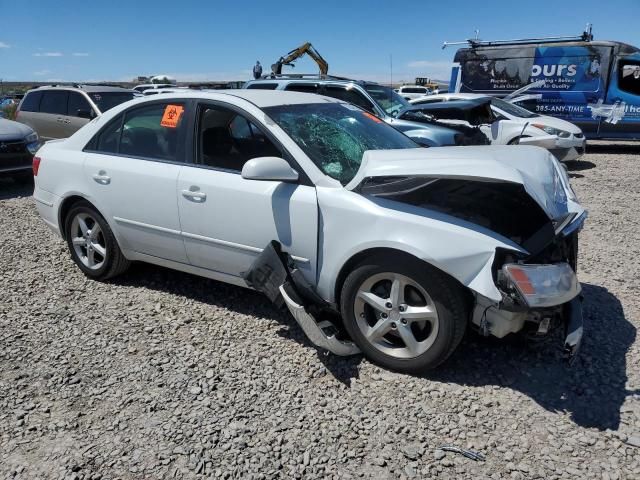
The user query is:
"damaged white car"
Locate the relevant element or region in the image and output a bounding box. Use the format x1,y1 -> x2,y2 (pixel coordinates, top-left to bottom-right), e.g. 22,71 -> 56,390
33,90 -> 586,373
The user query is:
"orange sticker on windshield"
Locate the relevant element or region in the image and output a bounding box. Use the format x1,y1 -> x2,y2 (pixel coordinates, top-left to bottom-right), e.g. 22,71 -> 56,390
362,111 -> 382,123
161,105 -> 184,128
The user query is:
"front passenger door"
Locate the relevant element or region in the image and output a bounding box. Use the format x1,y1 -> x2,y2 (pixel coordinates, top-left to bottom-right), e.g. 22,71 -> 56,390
177,102 -> 318,283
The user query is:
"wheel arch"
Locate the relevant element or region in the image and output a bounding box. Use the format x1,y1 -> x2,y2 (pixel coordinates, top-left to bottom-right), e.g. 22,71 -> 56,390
58,194 -> 116,242
333,247 -> 473,312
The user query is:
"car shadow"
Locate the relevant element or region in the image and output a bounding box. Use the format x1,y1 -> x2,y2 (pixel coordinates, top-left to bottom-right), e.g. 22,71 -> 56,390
0,177 -> 33,200
111,265 -> 635,430
565,159 -> 596,172
110,262 -> 362,384
586,143 -> 639,155
428,283 -> 637,430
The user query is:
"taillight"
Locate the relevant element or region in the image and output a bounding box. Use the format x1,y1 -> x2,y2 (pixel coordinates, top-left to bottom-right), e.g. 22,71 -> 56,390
32,156 -> 41,176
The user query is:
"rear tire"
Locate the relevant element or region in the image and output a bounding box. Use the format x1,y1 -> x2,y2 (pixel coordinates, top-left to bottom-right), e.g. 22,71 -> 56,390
340,254 -> 468,374
64,202 -> 130,280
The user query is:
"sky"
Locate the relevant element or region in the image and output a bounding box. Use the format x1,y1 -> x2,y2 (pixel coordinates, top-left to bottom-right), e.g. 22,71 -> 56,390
1,0 -> 638,84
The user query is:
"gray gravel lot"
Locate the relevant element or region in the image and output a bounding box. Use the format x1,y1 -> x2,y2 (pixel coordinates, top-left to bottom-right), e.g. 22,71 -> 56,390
1,142 -> 639,479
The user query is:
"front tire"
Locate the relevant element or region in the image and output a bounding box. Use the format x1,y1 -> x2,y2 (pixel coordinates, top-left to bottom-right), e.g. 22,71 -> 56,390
64,202 -> 130,280
340,255 -> 468,373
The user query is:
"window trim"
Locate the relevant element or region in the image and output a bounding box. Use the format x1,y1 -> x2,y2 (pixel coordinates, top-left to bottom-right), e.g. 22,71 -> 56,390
83,98 -> 194,166
191,100 -> 312,186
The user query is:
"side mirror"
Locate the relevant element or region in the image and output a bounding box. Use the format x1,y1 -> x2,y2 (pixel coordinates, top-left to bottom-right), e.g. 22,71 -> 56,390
241,157 -> 299,182
76,109 -> 94,119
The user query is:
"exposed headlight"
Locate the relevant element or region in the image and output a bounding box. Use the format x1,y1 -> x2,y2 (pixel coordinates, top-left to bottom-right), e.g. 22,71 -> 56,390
532,124 -> 571,138
25,131 -> 39,144
502,263 -> 581,308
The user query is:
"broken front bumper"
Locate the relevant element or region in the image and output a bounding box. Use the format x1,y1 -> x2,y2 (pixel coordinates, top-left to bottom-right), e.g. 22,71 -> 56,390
563,296 -> 584,362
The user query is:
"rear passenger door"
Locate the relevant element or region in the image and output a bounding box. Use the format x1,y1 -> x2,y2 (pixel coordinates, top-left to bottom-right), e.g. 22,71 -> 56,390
83,101 -> 190,263
37,90 -> 69,140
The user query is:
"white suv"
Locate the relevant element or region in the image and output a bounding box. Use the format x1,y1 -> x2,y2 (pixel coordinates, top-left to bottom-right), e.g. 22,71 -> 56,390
33,90 -> 586,372
394,85 -> 432,100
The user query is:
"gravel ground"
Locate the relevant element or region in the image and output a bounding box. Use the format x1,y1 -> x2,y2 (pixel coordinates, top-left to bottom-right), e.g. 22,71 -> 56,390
1,142 -> 639,479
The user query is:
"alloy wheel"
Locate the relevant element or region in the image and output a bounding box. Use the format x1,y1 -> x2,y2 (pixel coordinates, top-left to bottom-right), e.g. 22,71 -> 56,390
354,272 -> 439,359
70,213 -> 107,270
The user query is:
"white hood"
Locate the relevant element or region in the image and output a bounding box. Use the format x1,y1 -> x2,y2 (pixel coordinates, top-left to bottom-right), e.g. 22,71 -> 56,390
345,146 -> 584,220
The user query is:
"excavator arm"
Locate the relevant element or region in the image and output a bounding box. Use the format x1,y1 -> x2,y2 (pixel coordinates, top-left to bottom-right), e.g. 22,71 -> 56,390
271,42 -> 329,75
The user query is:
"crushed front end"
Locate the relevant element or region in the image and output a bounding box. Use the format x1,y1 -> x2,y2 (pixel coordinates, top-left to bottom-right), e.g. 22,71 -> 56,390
474,211 -> 586,360
352,148 -> 587,361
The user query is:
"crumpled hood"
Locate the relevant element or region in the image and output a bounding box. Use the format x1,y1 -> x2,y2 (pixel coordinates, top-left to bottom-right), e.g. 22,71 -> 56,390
345,145 -> 583,220
0,118 -> 34,141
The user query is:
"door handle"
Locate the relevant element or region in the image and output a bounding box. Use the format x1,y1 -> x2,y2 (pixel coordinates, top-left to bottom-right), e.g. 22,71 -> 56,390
92,171 -> 111,185
56,117 -> 64,123
181,188 -> 207,202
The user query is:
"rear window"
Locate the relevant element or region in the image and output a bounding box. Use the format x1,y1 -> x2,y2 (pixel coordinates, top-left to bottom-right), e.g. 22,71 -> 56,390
88,92 -> 135,113
19,91 -> 42,112
246,83 -> 278,90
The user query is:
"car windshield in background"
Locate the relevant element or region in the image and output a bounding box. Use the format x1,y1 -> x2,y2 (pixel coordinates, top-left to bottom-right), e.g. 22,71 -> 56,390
264,103 -> 417,184
89,92 -> 135,113
490,97 -> 538,118
363,84 -> 410,117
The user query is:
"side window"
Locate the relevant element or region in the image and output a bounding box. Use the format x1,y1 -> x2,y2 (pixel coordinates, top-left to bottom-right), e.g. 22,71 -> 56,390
95,115 -> 123,154
619,61 -> 640,95
198,105 -> 282,172
67,92 -> 93,118
20,91 -> 43,112
246,83 -> 278,90
40,91 -> 69,115
322,86 -> 376,113
119,103 -> 186,161
284,83 -> 321,94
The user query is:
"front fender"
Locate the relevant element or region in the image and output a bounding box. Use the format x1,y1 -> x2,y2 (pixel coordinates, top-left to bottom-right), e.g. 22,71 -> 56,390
315,187 -> 525,304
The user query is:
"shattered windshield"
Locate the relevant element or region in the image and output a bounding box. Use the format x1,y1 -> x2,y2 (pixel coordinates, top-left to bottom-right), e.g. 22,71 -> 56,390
264,103 -> 417,184
490,97 -> 538,118
363,84 -> 410,117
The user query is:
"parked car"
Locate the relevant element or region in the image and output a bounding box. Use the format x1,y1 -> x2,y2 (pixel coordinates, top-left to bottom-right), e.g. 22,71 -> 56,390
133,83 -> 177,93
0,117 -> 40,180
410,93 -> 586,161
449,32 -> 640,140
33,90 -> 586,373
244,75 -> 486,146
394,85 -> 432,100
17,85 -> 136,141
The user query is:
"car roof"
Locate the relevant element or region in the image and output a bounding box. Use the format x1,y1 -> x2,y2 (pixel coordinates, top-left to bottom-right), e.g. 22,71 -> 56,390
247,76 -> 380,87
135,89 -> 345,108
407,97 -> 491,111
28,85 -> 134,94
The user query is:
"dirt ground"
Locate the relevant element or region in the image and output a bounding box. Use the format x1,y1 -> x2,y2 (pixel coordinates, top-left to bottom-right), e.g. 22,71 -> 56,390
1,141 -> 639,479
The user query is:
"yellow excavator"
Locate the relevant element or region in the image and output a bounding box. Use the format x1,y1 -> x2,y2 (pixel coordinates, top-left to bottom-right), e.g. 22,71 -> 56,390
271,42 -> 329,76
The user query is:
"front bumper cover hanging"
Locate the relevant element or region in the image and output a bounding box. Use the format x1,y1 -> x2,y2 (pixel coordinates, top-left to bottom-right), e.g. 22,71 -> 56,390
243,241 -> 360,356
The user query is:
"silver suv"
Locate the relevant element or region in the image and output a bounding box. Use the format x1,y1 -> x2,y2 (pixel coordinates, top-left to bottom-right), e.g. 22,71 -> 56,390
244,75 -> 477,147
17,85 -> 135,141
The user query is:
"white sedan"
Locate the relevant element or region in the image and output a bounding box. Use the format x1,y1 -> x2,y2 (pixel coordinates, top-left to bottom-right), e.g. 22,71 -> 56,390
410,93 -> 586,161
33,90 -> 586,372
